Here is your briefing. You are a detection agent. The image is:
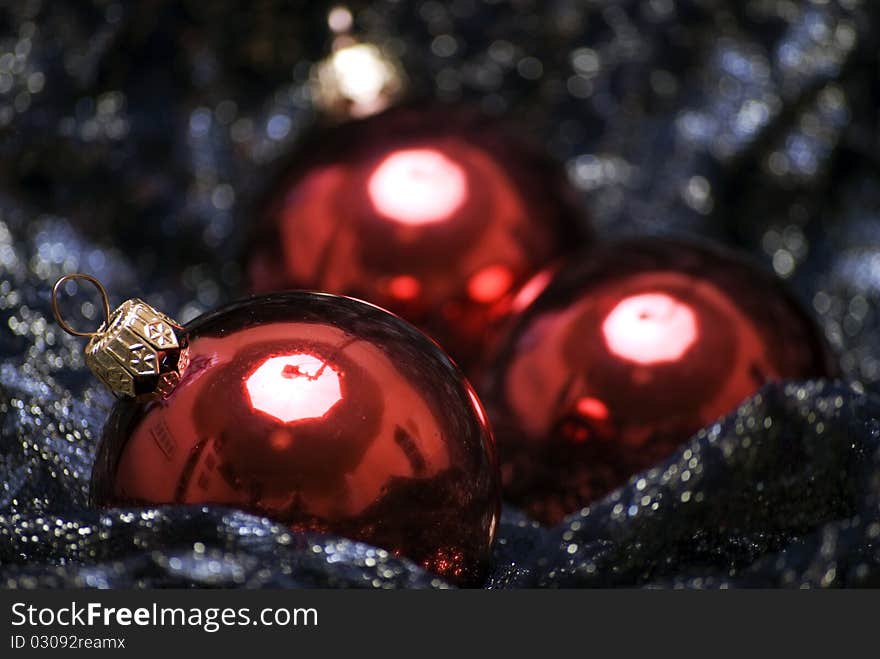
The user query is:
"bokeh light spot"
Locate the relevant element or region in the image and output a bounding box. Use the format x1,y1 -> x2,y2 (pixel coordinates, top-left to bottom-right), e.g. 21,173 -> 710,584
368,148 -> 467,225
245,353 -> 342,424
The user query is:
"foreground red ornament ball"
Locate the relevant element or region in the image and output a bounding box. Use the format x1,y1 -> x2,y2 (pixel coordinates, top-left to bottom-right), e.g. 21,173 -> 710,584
91,292 -> 500,586
481,239 -> 838,525
245,104 -> 589,371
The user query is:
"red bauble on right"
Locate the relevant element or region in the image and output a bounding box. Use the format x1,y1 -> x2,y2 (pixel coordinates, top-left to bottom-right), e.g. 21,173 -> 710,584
481,239 -> 838,525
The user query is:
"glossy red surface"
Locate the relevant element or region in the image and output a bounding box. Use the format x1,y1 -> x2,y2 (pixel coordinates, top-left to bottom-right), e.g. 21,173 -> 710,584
245,104 -> 588,372
92,293 -> 500,586
482,240 -> 838,525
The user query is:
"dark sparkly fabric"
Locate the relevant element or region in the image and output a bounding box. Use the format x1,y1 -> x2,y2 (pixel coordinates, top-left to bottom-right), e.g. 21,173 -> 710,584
2,0 -> 880,588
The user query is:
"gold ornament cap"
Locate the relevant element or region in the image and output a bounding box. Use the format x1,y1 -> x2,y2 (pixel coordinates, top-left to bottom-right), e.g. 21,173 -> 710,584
52,274 -> 188,400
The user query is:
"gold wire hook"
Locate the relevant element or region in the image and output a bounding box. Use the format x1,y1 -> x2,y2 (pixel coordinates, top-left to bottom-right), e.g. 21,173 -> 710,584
51,273 -> 112,338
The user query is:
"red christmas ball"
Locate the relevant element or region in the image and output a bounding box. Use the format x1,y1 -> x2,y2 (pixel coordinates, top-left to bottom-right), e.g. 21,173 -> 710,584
91,292 -> 500,586
481,239 -> 838,525
245,104 -> 589,371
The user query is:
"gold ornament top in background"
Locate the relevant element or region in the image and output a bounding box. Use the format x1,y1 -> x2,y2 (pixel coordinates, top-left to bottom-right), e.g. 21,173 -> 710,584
309,6 -> 406,120
52,274 -> 188,400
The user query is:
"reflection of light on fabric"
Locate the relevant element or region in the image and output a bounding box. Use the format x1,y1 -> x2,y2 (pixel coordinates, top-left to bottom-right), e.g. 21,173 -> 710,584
388,274 -> 421,301
245,353 -> 342,424
510,269 -> 553,312
368,149 -> 467,225
575,396 -> 609,420
601,292 -> 698,365
467,265 -> 513,303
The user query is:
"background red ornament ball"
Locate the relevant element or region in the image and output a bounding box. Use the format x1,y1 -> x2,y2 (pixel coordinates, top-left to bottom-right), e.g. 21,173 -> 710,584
481,239 -> 838,525
91,292 -> 500,586
244,103 -> 590,371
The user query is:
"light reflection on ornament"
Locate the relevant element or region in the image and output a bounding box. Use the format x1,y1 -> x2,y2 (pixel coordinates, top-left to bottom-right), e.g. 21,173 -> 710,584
510,268 -> 555,313
367,148 -> 468,226
575,396 -> 609,420
387,274 -> 421,301
466,384 -> 489,428
601,292 -> 698,365
467,264 -> 514,303
245,353 -> 343,424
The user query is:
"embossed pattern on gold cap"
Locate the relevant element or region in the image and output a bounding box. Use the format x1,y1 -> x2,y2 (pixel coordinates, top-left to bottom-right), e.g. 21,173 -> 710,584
52,275 -> 188,400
